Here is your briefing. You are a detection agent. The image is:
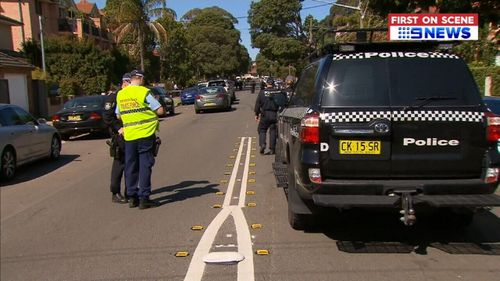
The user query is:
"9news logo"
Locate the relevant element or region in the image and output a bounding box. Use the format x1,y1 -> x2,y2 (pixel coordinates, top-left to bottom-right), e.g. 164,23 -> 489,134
389,14 -> 478,41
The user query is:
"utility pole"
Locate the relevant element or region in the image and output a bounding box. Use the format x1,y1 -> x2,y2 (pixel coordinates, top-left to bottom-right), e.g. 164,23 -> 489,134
308,16 -> 314,45
39,15 -> 46,73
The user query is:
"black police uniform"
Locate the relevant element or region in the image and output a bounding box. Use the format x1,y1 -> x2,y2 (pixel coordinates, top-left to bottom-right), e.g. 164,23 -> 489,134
103,91 -> 126,199
254,87 -> 280,154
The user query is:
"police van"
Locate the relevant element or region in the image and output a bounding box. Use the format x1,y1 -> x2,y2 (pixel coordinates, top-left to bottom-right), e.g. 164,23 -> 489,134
274,31 -> 500,230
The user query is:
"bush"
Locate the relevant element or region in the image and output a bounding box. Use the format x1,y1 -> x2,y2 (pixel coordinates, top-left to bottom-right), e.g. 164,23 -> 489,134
469,66 -> 500,96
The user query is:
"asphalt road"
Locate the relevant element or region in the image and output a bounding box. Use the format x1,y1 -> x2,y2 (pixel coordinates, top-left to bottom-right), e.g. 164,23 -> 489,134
1,91 -> 499,281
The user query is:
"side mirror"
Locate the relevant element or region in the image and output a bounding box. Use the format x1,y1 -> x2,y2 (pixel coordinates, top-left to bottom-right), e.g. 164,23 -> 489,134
37,118 -> 47,125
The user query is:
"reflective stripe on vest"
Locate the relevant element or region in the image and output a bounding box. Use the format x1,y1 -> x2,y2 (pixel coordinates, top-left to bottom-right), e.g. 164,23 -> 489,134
116,85 -> 158,141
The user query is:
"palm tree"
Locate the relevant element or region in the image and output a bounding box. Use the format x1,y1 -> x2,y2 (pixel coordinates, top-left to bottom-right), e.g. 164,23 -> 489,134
111,0 -> 175,71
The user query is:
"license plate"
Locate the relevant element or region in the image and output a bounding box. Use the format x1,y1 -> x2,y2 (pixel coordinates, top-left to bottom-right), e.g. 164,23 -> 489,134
68,115 -> 81,121
204,103 -> 216,106
339,140 -> 381,155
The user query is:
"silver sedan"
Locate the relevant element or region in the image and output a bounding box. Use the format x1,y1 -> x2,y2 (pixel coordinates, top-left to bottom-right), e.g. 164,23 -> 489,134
194,86 -> 231,114
0,104 -> 61,181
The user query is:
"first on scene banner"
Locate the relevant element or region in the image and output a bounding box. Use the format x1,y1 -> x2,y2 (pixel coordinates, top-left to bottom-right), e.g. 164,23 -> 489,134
388,14 -> 479,41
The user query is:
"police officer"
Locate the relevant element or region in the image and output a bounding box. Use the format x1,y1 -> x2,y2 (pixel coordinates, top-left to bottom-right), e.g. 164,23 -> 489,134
116,70 -> 164,209
103,73 -> 131,204
254,79 -> 280,155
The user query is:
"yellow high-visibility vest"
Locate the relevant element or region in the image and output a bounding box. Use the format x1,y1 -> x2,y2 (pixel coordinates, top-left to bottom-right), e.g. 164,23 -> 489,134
116,85 -> 158,141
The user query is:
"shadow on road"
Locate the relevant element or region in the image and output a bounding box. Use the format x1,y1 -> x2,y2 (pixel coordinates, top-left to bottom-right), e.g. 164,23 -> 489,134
311,208 -> 500,255
151,180 -> 220,205
0,154 -> 80,187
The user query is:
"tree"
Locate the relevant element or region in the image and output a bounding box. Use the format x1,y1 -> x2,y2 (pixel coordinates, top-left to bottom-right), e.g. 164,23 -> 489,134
157,15 -> 193,86
41,36 -> 114,96
248,0 -> 307,77
105,0 -> 170,71
184,7 -> 250,79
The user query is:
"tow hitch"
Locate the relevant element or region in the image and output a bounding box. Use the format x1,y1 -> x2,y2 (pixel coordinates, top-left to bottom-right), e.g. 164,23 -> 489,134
391,190 -> 417,226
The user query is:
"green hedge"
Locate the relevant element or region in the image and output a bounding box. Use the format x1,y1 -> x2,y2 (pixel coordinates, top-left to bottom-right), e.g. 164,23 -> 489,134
469,66 -> 500,96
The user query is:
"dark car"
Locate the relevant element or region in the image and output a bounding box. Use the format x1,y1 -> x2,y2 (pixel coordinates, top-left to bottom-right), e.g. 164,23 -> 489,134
52,95 -> 108,140
275,40 -> 500,230
149,87 -> 175,116
180,87 -> 199,105
483,96 -> 500,115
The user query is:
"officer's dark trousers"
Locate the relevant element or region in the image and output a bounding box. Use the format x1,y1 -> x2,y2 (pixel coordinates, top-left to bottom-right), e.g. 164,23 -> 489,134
110,157 -> 125,195
258,112 -> 277,151
124,135 -> 155,199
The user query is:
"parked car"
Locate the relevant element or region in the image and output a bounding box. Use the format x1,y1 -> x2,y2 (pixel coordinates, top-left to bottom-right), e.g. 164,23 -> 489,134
52,95 -> 108,140
208,79 -> 236,103
149,87 -> 175,116
483,96 -> 500,115
181,87 -> 200,105
194,86 -> 231,114
0,104 -> 61,180
275,40 -> 500,230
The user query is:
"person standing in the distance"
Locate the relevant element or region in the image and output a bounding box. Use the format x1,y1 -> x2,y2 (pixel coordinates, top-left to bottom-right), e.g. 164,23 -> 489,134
254,79 -> 279,155
103,73 -> 131,204
116,70 -> 164,209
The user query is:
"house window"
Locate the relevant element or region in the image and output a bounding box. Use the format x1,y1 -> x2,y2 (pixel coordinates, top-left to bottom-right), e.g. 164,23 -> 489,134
35,0 -> 43,15
0,80 -> 10,104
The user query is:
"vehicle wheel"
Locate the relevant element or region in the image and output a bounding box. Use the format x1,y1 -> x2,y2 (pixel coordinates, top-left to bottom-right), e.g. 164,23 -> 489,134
195,109 -> 200,114
60,134 -> 70,141
1,148 -> 16,181
288,203 -> 312,231
439,208 -> 475,228
50,135 -> 61,160
170,107 -> 175,116
286,160 -> 314,230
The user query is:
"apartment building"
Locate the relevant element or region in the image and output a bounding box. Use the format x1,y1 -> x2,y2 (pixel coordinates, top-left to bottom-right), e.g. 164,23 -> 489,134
0,0 -> 111,52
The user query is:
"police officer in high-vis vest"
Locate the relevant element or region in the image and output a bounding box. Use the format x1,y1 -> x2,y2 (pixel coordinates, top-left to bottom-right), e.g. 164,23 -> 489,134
116,70 -> 164,209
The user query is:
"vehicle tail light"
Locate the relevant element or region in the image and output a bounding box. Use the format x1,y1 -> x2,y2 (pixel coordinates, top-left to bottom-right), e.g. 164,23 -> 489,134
486,112 -> 500,142
485,167 -> 499,183
300,112 -> 320,144
52,115 -> 60,122
217,94 -> 225,98
90,112 -> 102,120
308,168 -> 322,183
196,95 -> 203,100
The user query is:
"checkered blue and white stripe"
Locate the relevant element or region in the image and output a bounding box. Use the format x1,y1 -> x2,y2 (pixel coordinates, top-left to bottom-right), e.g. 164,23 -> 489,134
332,53 -> 365,61
428,52 -> 459,59
320,111 -> 484,123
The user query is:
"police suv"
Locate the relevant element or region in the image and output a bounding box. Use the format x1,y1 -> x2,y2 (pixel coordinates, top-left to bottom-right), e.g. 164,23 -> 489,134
275,40 -> 500,230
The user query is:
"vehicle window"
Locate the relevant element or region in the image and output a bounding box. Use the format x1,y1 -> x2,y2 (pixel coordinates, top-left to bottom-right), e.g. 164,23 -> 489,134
291,61 -> 320,107
0,108 -> 24,126
63,97 -> 103,109
389,59 -> 481,106
208,81 -> 226,87
322,59 -> 389,107
484,100 -> 500,115
13,107 -> 36,125
201,87 -> 223,94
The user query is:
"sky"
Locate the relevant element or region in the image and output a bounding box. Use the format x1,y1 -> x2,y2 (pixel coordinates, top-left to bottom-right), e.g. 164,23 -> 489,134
93,0 -> 333,60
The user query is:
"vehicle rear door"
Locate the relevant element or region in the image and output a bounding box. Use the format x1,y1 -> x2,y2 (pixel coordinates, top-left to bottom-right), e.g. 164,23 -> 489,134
388,57 -> 485,179
319,57 -> 392,179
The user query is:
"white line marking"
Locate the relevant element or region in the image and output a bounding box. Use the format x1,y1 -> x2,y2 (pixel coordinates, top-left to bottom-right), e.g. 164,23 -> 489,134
223,138 -> 246,206
183,137 -> 255,281
183,207 -> 233,281
238,137 -> 252,207
233,208 -> 255,281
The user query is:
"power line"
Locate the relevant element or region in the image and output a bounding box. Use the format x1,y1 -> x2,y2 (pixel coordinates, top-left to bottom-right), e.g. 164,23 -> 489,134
234,2 -> 331,19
